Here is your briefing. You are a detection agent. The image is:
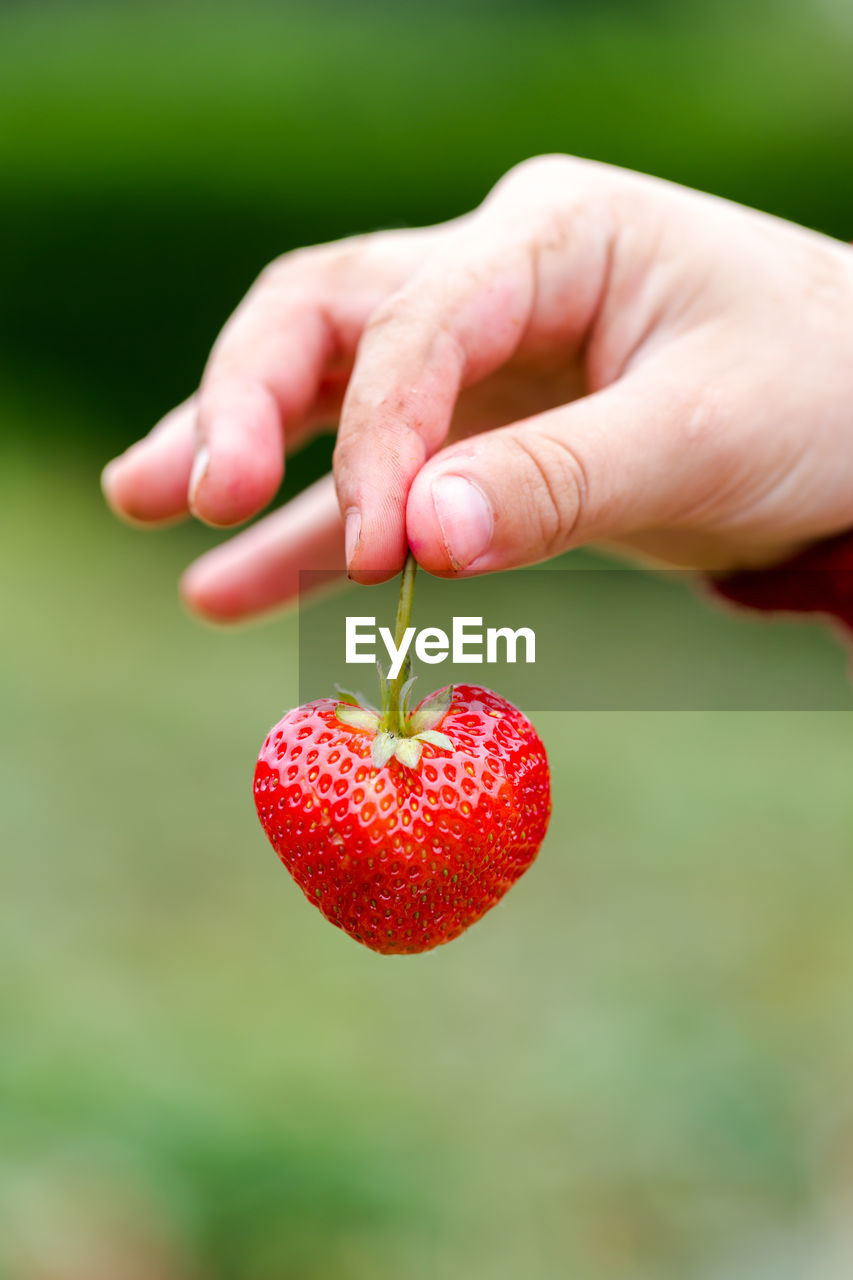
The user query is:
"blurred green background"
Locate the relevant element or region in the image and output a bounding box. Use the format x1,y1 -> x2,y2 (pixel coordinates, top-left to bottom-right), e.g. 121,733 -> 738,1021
2,1 -> 853,1276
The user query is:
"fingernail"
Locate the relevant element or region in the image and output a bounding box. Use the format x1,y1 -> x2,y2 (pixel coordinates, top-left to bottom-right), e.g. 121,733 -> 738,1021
345,509 -> 361,568
431,474 -> 493,570
189,445 -> 210,504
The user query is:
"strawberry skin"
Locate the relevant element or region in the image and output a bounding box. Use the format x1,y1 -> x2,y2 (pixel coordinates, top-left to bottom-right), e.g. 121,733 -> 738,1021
253,684 -> 551,954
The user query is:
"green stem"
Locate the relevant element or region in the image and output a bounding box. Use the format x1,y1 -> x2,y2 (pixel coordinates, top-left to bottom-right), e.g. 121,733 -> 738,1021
388,553 -> 417,734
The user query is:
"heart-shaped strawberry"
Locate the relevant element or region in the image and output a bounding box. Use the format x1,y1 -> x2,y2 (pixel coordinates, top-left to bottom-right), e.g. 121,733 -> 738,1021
253,556 -> 551,954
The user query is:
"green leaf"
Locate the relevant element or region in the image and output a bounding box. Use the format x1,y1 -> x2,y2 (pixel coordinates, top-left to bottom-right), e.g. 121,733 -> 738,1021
371,731 -> 398,768
394,737 -> 423,769
408,685 -> 453,735
398,674 -> 418,717
415,729 -> 453,752
335,704 -> 381,732
334,684 -> 378,714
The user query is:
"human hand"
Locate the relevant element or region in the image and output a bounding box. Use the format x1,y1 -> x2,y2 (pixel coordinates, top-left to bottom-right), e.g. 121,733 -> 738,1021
101,155 -> 853,620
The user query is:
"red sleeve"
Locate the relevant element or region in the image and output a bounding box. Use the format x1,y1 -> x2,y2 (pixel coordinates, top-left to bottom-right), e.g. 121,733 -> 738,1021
710,532 -> 853,637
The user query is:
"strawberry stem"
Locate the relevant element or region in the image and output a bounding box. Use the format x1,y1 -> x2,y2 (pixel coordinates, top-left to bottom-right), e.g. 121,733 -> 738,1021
337,551 -> 453,768
389,552 -> 417,734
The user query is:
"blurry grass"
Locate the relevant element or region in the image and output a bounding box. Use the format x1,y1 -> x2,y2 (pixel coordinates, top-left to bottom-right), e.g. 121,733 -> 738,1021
2,426 -> 853,1278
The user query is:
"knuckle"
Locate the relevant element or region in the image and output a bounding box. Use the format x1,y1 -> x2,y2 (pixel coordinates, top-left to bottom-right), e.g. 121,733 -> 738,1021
511,432 -> 588,554
361,289 -> 454,361
362,269 -> 466,349
255,246 -> 315,289
363,288 -> 420,339
485,156 -> 614,244
258,234 -> 374,291
488,154 -> 578,202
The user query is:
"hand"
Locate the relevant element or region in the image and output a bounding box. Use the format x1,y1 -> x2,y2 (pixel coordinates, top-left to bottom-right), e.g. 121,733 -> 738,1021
101,155 -> 853,620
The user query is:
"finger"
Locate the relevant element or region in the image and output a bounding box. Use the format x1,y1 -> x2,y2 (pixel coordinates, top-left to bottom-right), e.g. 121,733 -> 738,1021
101,399 -> 197,525
180,472 -> 344,623
189,232 -> 433,530
334,173 -> 612,583
190,307 -> 334,528
405,372 -> 727,575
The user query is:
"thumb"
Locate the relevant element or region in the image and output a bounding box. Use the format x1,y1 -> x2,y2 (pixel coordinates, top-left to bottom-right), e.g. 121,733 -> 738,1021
405,375 -> 719,574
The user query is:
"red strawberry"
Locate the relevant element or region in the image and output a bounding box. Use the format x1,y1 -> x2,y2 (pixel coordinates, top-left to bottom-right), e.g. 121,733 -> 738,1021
254,681 -> 551,954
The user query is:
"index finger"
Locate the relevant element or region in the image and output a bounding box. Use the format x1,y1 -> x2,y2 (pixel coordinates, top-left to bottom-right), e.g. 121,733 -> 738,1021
334,165 -> 612,582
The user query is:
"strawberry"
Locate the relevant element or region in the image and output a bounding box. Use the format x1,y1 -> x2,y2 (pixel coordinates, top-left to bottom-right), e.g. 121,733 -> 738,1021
253,557 -> 551,954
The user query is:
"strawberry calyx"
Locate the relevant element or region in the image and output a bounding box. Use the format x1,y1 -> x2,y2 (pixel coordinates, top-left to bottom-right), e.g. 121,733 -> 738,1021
332,552 -> 453,769
335,679 -> 453,768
